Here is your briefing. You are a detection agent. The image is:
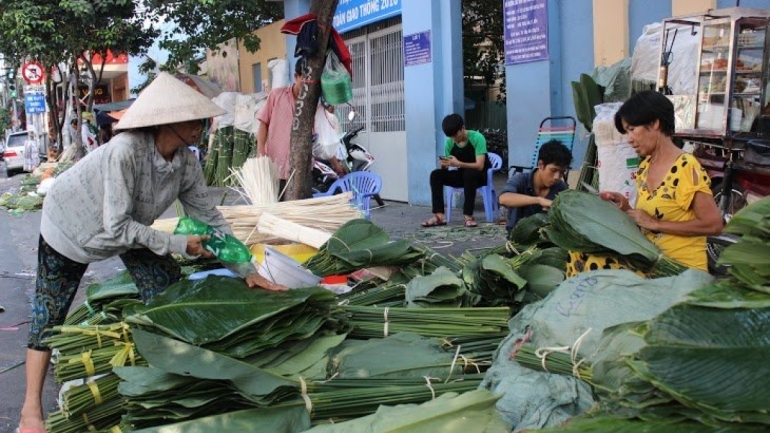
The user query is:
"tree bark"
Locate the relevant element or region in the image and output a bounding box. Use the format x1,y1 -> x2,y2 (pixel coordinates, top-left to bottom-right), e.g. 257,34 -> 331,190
285,0 -> 340,201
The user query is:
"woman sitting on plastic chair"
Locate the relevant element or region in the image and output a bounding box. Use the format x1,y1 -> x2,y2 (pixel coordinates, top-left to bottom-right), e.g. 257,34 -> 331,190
422,114 -> 490,228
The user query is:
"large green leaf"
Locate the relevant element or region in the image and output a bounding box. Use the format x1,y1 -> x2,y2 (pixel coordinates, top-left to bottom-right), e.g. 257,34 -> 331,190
686,282 -> 770,309
405,267 -> 467,307
724,196 -> 770,237
130,406 -> 311,433
508,213 -> 549,246
517,264 -> 564,299
115,366 -> 194,396
482,254 -> 527,289
264,333 -> 347,377
553,190 -> 660,261
327,333 -> 462,380
634,304 -> 770,412
332,239 -> 420,268
323,219 -> 391,254
305,220 -> 426,275
127,277 -> 333,345
132,329 -> 298,397
85,270 -> 138,302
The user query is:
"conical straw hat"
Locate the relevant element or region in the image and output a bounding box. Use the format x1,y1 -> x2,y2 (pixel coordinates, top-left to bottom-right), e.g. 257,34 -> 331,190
114,72 -> 226,130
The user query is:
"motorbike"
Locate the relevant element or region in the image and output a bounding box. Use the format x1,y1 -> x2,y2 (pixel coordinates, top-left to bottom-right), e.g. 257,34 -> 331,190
312,113 -> 385,206
696,139 -> 770,274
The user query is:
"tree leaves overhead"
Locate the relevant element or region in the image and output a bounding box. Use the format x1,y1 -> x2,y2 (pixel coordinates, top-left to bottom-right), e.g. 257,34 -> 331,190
0,0 -> 282,73
151,0 -> 283,72
462,0 -> 506,103
0,0 -> 157,67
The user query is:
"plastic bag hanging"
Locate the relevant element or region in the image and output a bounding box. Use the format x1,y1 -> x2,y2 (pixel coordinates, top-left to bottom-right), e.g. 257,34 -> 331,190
321,50 -> 353,105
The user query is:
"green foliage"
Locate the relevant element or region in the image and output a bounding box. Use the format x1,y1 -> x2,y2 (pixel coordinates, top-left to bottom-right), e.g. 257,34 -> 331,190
0,107 -> 11,133
151,0 -> 283,72
462,0 -> 506,103
0,1 -> 282,84
0,0 -> 158,69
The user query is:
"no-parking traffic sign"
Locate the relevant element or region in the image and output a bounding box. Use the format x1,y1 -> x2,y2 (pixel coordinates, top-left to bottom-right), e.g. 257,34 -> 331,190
21,61 -> 45,85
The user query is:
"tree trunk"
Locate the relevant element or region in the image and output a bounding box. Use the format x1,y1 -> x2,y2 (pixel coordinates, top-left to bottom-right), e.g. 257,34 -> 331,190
285,0 -> 340,201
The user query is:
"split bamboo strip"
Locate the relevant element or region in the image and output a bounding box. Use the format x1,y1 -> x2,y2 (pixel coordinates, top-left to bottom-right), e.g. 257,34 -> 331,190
343,306 -> 511,339
257,213 -> 331,248
151,193 -> 362,246
302,374 -> 486,421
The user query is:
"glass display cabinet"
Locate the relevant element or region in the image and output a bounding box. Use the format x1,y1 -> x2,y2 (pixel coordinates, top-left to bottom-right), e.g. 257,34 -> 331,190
660,8 -> 770,140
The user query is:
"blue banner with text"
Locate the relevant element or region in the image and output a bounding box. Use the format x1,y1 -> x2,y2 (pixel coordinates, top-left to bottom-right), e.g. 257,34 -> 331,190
333,0 -> 401,34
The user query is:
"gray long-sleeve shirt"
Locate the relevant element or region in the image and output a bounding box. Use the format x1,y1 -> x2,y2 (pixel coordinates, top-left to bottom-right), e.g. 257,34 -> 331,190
40,131 -> 237,267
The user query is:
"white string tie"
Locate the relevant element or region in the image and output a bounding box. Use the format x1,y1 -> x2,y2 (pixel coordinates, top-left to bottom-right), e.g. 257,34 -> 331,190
383,307 -> 389,337
445,345 -> 462,383
299,377 -> 312,414
423,376 -> 438,399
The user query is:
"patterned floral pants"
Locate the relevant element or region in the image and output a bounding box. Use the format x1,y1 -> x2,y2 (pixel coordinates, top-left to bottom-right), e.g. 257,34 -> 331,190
28,235 -> 181,350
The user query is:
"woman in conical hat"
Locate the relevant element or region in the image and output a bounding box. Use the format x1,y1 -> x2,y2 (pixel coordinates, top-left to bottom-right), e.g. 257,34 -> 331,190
17,72 -> 284,433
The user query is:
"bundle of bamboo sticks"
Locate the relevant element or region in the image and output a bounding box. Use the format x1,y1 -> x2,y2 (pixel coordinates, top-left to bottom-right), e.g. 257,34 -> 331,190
152,193 -> 361,246
228,156 -> 279,205
257,212 -> 332,248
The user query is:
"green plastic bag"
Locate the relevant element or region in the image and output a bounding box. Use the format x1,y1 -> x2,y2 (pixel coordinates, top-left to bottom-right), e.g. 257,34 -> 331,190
174,217 -> 253,264
321,51 -> 353,105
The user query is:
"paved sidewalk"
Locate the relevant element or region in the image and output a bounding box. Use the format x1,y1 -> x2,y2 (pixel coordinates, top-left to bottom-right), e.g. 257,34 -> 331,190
211,171 -> 512,258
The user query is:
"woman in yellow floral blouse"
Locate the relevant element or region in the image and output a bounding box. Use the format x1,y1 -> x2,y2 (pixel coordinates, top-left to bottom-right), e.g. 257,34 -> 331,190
569,91 -> 723,275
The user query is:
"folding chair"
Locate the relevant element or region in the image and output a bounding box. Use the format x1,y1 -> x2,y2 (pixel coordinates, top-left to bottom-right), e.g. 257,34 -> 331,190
313,171 -> 382,219
509,116 -> 577,179
444,152 -> 503,222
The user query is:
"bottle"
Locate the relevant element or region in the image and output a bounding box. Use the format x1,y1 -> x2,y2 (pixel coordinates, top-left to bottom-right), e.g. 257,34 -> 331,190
174,217 -> 254,263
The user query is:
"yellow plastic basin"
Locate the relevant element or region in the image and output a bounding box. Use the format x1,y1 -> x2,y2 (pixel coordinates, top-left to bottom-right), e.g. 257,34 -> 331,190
250,243 -> 318,264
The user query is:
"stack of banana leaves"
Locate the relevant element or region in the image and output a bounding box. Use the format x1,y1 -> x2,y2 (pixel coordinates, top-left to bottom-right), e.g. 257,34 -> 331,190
304,219 -> 426,277
516,197 -> 770,432
333,217 -> 568,310
62,270 -> 142,326
46,272 -> 513,433
544,190 -> 687,277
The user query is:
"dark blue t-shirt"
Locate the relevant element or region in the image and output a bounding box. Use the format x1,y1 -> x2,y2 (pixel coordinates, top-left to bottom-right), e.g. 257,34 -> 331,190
500,170 -> 568,232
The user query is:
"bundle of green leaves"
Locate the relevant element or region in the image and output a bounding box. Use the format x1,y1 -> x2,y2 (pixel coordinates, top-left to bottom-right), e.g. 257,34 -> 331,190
718,197 -> 770,291
304,220 -> 425,276
521,198 -> 770,431
544,190 -> 687,277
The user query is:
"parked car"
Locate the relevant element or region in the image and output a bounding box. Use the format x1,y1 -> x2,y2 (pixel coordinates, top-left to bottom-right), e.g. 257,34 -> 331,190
3,131 -> 30,177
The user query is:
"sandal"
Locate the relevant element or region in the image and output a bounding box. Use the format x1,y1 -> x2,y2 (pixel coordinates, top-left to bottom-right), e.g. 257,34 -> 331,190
421,216 -> 447,228
464,219 -> 478,228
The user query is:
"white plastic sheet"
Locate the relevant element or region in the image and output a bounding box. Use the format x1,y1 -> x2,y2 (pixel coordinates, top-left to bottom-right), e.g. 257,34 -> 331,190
268,59 -> 290,90
631,22 -> 699,95
593,103 -> 639,207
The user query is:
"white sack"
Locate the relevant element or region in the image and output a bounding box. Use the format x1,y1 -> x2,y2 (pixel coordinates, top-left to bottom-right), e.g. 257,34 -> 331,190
234,93 -> 268,134
268,59 -> 291,90
631,22 -> 699,95
211,92 -> 238,129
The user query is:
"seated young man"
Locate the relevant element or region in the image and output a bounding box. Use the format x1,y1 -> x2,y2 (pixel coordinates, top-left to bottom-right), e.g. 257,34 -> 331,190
499,140 -> 573,233
422,114 -> 489,228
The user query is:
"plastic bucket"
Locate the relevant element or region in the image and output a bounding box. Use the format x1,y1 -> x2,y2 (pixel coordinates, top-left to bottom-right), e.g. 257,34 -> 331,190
257,246 -> 322,289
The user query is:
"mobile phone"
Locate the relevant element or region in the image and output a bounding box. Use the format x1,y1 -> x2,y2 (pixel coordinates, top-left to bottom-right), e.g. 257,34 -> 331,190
439,156 -> 449,160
